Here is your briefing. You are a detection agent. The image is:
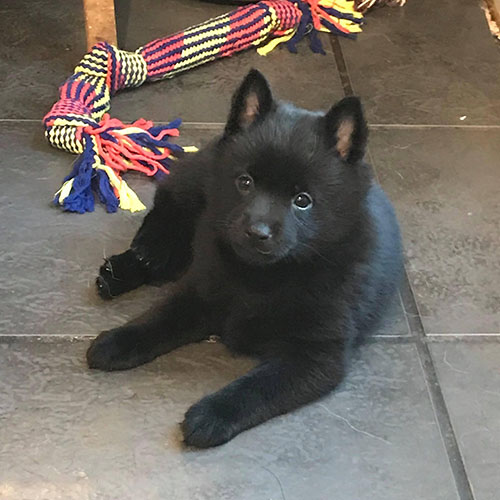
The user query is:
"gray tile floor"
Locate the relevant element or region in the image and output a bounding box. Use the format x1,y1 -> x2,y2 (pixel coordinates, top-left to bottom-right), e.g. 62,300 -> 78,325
0,1 -> 499,499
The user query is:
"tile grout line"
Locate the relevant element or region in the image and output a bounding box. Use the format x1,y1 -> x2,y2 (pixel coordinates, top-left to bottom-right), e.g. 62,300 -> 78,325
330,36 -> 355,96
418,364 -> 475,500
379,124 -> 476,500
1,332 -> 497,341
2,119 -> 500,129
0,334 -> 96,339
330,34 -> 475,500
0,118 -> 41,122
0,334 -> 416,343
427,333 -> 500,339
368,123 -> 500,129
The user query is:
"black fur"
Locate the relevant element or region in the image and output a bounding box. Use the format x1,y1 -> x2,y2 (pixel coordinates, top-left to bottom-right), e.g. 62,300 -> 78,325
87,70 -> 403,448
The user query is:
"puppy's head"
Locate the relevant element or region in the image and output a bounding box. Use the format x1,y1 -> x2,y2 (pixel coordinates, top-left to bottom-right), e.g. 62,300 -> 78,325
209,69 -> 370,266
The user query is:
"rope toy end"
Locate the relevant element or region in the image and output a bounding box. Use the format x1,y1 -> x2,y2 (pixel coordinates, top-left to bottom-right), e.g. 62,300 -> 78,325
50,115 -> 190,214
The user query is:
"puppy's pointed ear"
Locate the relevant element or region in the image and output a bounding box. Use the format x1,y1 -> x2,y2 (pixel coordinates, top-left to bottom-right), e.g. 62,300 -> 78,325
224,69 -> 274,136
324,96 -> 368,163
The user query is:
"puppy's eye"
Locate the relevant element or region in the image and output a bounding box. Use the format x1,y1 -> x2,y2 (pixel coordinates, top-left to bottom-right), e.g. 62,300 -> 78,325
293,192 -> 313,210
236,174 -> 253,193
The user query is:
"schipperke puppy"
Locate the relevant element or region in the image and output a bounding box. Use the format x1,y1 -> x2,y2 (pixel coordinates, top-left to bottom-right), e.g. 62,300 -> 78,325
86,69 -> 403,448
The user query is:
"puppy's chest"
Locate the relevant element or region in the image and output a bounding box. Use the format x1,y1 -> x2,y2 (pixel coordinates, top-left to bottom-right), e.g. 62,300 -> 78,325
195,259 -> 293,354
221,292 -> 285,355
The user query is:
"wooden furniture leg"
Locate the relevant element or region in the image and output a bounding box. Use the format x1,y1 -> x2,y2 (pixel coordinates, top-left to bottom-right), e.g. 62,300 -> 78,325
83,0 -> 118,50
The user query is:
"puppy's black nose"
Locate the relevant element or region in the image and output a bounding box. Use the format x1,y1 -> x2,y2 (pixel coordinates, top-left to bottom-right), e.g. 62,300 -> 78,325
246,223 -> 272,241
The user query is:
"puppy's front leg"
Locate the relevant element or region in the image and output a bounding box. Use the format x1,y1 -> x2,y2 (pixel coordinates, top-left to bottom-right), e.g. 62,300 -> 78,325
87,288 -> 208,371
182,344 -> 347,448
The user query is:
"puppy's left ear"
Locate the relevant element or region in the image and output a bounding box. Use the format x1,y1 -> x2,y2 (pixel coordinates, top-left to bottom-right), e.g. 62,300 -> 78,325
324,96 -> 368,163
224,69 -> 274,137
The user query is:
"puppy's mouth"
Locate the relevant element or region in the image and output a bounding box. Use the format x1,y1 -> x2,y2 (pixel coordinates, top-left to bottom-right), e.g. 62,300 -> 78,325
229,239 -> 286,265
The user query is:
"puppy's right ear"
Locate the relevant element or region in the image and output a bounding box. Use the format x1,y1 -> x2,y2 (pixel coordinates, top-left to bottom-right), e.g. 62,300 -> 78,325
224,69 -> 274,137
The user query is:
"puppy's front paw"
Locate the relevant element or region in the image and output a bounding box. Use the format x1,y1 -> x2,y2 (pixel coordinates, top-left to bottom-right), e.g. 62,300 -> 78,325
181,395 -> 241,448
86,327 -> 152,371
87,330 -> 124,371
96,250 -> 147,300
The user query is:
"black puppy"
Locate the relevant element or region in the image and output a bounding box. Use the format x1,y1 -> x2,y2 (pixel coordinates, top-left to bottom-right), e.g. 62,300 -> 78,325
87,69 -> 403,448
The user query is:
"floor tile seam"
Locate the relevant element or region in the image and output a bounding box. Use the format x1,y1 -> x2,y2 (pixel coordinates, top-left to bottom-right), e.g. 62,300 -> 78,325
415,338 -> 475,500
330,36 -> 355,96
3,333 -> 499,340
0,333 -> 415,341
3,119 -> 500,130
331,36 -> 476,500
383,168 -> 474,500
426,333 -> 500,339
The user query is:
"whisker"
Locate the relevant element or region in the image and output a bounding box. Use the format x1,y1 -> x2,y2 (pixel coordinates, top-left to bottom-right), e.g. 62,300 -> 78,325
297,241 -> 335,265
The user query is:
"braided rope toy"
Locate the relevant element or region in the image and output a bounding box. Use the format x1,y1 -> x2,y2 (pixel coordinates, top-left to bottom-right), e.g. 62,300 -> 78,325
44,0 -> 365,214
